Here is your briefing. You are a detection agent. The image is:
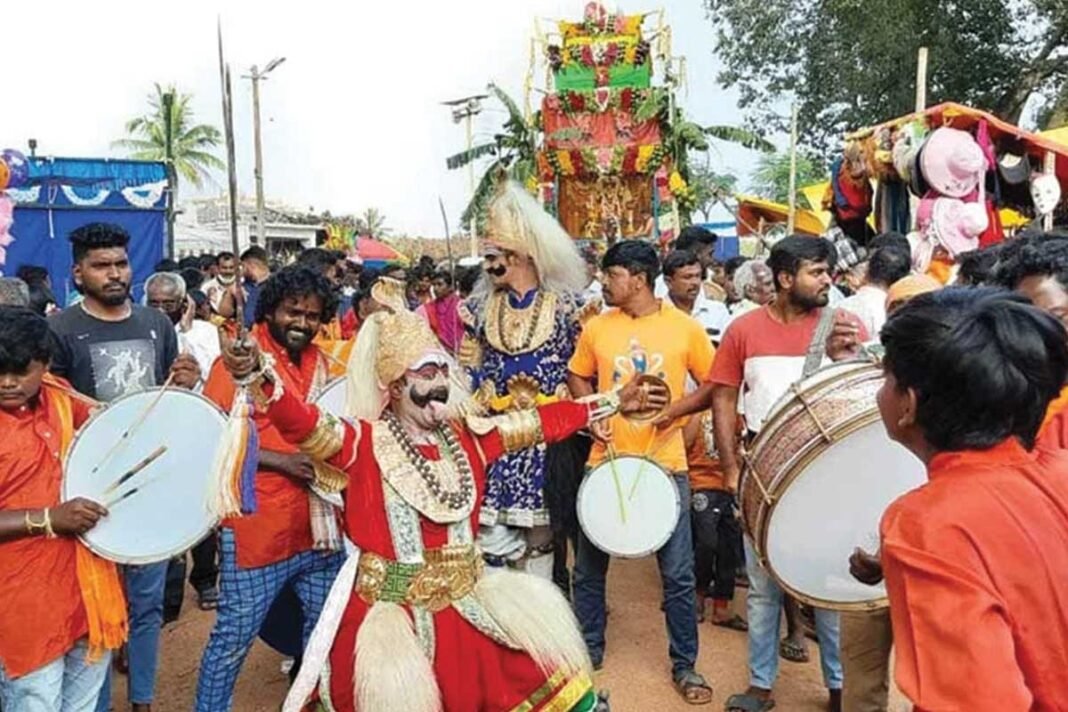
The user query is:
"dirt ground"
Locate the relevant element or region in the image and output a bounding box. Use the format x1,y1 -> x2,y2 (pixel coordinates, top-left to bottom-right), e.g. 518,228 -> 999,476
104,557 -> 906,711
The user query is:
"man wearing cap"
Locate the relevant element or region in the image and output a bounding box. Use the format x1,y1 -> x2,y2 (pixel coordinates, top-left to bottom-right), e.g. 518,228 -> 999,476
458,180 -> 595,581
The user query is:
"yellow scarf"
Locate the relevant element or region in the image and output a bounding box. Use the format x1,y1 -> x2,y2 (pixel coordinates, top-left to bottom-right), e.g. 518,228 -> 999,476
49,386 -> 129,660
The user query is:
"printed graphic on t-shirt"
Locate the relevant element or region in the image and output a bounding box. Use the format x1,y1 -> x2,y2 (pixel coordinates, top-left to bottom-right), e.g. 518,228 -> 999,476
612,338 -> 666,384
89,339 -> 157,401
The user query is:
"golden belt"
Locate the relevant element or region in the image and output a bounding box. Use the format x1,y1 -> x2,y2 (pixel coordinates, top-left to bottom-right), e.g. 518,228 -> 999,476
355,545 -> 483,613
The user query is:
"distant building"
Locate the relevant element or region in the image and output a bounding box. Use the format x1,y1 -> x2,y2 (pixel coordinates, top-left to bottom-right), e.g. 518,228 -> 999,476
175,195 -> 325,257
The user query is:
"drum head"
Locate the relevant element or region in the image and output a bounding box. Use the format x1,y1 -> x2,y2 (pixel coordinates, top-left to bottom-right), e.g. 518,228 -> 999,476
315,378 -> 347,418
763,418 -> 925,608
578,456 -> 680,558
63,389 -> 227,565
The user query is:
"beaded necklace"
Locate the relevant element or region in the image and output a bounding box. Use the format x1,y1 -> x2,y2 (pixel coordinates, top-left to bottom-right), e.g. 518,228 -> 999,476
384,412 -> 474,512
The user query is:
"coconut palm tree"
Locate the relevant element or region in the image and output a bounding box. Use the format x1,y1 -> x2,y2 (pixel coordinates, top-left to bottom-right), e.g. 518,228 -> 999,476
113,84 -> 224,203
354,207 -> 391,238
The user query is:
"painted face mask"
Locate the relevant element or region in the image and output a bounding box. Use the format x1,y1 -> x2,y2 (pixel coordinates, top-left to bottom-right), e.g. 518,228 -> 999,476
1031,174 -> 1062,216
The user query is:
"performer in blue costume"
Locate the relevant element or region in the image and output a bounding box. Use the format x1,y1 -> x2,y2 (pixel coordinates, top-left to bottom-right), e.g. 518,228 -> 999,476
459,180 -> 599,579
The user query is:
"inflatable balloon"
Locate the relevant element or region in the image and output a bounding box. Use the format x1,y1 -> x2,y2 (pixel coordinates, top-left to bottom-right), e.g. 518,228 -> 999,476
1,149 -> 29,189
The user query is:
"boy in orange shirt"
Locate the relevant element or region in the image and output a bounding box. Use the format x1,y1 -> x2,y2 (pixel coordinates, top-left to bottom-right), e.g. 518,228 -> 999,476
0,307 -> 126,711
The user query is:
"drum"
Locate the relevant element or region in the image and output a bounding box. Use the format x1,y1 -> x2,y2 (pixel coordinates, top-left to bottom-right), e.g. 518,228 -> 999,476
314,377 -> 348,418
578,456 -> 680,558
740,361 -> 926,610
63,388 -> 227,565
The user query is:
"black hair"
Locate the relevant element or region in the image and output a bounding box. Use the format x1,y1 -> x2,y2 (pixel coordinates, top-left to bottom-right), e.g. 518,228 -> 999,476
766,236 -> 837,291
254,265 -> 339,324
675,226 -> 718,252
992,234 -> 1068,289
457,266 -> 481,297
433,270 -> 454,286
180,267 -> 205,292
0,306 -> 53,372
155,259 -> 179,273
26,282 -> 56,316
602,240 -> 660,289
69,223 -> 130,263
868,232 -> 910,255
297,247 -> 339,277
240,245 -> 269,265
956,246 -> 1002,287
881,287 -> 1068,451
866,245 -> 912,288
662,249 -> 702,278
189,289 -> 208,308
330,250 -> 348,263
216,251 -> 235,263
15,265 -> 49,287
724,256 -> 750,279
178,256 -> 201,271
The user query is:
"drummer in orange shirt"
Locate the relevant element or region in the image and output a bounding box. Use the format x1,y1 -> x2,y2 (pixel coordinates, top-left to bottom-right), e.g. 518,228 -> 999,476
0,307 -> 127,711
873,288 -> 1068,709
196,266 -> 347,711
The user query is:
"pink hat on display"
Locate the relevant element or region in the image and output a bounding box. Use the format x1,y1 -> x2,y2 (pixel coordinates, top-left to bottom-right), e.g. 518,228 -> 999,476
927,196 -> 988,258
919,127 -> 985,198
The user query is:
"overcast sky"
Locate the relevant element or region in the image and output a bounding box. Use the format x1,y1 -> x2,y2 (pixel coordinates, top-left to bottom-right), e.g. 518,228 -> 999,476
2,0 -> 780,236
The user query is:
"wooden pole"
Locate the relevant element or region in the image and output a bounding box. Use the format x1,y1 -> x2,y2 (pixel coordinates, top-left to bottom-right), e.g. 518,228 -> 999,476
910,47 -> 929,231
1044,151 -> 1056,231
915,47 -> 929,113
787,103 -> 798,234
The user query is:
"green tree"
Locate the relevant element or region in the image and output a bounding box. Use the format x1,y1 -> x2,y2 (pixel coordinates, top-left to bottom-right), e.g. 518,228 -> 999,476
688,159 -> 738,222
354,207 -> 390,238
705,0 -> 1068,150
446,83 -> 539,231
113,84 -> 224,202
751,151 -> 828,205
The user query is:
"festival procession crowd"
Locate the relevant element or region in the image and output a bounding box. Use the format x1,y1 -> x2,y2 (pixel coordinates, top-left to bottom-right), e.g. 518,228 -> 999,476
2,173 -> 1068,712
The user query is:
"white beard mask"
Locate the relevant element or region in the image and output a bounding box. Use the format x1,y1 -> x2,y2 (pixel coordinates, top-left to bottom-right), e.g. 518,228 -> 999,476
1031,174 -> 1062,216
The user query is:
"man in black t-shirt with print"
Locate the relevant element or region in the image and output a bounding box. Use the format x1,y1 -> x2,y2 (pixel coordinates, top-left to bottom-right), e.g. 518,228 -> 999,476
48,223 -> 198,712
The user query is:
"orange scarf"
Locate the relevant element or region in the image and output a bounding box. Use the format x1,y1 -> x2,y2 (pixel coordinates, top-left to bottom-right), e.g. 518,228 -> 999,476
1042,386 -> 1068,432
49,387 -> 129,661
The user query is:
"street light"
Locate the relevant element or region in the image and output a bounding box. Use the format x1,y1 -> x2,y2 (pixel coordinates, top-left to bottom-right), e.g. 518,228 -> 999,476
442,93 -> 486,258
244,56 -> 286,245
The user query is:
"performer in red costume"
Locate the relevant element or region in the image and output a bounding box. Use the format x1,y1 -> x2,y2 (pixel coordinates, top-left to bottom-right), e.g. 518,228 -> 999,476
218,308 -> 662,712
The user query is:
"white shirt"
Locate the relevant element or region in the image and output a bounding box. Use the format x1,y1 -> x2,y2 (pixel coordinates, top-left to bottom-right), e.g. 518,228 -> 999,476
838,285 -> 888,339
177,320 -> 221,385
670,291 -> 731,345
581,279 -> 603,304
201,277 -> 236,312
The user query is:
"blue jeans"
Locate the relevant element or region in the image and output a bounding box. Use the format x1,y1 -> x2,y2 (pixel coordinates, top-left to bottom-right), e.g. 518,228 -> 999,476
95,561 -> 167,710
744,537 -> 843,690
195,529 -> 345,711
0,639 -> 110,712
573,473 -> 698,676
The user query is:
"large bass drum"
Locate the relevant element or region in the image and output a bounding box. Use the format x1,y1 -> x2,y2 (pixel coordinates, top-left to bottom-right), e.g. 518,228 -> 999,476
63,388 -> 227,565
740,362 -> 926,610
578,456 -> 680,558
314,377 -> 348,418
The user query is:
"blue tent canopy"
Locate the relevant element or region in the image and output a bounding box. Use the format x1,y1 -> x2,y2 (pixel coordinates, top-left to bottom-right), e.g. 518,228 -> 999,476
3,156 -> 168,304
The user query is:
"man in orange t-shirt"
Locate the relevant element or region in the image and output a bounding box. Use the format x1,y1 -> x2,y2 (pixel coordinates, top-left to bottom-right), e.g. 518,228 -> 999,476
568,240 -> 716,705
875,288 -> 1068,709
195,267 -> 346,711
0,307 -> 126,711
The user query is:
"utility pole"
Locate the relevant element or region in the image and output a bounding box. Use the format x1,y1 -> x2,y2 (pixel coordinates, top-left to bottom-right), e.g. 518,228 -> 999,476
162,90 -> 176,259
245,56 -> 286,246
787,103 -> 798,235
443,94 -> 486,258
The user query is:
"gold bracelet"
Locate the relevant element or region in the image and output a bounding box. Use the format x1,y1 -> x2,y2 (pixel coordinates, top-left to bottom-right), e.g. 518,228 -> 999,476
25,509 -> 49,536
43,508 -> 56,539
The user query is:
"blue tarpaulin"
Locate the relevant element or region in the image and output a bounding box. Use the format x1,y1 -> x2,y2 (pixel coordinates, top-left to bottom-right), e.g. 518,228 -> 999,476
3,156 -> 168,304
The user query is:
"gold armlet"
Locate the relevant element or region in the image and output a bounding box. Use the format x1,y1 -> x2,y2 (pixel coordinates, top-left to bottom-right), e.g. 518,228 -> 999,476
300,411 -> 346,462
464,410 -> 545,453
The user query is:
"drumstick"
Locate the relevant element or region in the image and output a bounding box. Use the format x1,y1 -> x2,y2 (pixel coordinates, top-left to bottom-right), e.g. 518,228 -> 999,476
627,426 -> 670,501
605,443 -> 628,524
101,445 -> 168,495
90,373 -> 176,476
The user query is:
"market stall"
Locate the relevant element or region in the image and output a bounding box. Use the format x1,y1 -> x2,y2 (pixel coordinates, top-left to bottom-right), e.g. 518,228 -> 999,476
839,102 -> 1068,280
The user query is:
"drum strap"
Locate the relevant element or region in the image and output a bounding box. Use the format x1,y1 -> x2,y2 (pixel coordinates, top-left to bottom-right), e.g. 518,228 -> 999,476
803,308 -> 836,378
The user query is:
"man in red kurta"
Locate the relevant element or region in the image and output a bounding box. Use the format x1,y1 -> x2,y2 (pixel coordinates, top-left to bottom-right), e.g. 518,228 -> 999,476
196,267 -> 347,711
0,307 -> 127,711
875,288 -> 1068,710
217,307 -> 659,712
